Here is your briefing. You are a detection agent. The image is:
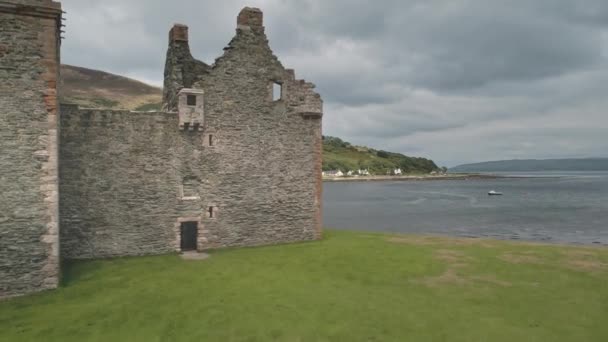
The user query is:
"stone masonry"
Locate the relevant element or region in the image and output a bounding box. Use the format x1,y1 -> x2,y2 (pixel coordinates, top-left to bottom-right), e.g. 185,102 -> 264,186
1,4 -> 323,298
0,0 -> 62,299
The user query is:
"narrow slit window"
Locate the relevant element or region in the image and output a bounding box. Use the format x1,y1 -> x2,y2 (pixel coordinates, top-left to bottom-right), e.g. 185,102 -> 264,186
208,206 -> 214,218
209,134 -> 214,146
187,94 -> 197,106
272,82 -> 282,101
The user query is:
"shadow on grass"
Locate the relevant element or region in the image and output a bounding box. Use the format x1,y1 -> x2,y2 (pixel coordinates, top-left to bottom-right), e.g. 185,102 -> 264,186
60,260 -> 92,287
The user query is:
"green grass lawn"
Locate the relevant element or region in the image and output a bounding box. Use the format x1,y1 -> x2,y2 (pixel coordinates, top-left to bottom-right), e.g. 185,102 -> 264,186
1,230 -> 607,341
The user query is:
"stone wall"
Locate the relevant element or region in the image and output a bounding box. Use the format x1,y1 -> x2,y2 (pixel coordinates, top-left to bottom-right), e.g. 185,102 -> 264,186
0,0 -> 62,299
60,95 -> 320,258
186,7 -> 324,244
59,107 -> 191,258
60,7 -> 323,259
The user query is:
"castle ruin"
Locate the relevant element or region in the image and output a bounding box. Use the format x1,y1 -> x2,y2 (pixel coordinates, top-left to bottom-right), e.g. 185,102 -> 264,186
0,1 -> 323,299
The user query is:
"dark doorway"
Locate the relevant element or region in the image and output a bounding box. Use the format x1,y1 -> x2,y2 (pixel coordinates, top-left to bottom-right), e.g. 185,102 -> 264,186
180,222 -> 198,251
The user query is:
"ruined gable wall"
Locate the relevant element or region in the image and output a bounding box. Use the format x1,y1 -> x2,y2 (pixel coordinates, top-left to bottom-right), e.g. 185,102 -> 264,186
0,0 -> 61,298
186,8 -> 323,247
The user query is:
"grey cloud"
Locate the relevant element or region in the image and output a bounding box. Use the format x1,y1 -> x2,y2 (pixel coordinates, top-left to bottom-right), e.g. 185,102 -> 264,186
283,0 -> 605,91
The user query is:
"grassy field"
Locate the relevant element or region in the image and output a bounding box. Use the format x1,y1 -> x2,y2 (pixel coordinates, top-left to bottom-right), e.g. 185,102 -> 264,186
1,230 -> 607,341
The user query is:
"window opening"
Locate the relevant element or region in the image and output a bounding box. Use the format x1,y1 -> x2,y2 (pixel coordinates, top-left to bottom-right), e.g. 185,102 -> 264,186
187,94 -> 197,106
182,177 -> 200,199
272,82 -> 282,101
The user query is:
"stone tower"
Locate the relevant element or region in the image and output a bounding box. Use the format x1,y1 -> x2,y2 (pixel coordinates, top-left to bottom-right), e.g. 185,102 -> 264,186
0,0 -> 63,299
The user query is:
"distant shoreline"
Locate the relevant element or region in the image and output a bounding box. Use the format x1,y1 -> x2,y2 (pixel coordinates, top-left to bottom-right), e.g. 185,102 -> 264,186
322,173 -> 507,182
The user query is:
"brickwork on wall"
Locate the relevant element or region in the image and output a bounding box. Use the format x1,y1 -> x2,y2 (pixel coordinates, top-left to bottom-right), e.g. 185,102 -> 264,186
0,0 -> 62,299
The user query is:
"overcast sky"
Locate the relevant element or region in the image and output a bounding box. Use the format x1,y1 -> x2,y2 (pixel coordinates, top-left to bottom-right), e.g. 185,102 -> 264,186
60,0 -> 608,167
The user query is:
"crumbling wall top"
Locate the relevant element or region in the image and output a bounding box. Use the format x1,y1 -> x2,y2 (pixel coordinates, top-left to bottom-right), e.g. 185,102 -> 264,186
169,24 -> 188,43
237,7 -> 263,30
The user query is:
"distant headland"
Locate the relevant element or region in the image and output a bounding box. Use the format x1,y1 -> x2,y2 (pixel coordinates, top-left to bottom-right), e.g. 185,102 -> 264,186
450,158 -> 608,173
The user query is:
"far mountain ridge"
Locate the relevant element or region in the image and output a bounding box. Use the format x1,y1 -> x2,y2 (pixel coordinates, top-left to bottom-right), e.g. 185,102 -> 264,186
60,64 -> 162,111
450,158 -> 608,172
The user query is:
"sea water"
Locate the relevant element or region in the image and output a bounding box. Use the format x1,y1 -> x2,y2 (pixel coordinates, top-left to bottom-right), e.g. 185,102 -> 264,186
323,171 -> 608,245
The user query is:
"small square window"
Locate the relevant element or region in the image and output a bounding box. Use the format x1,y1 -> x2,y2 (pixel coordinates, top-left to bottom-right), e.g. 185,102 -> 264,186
181,177 -> 200,200
187,95 -> 197,106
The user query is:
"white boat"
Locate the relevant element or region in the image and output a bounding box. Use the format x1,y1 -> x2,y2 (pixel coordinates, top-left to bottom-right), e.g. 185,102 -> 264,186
488,190 -> 503,196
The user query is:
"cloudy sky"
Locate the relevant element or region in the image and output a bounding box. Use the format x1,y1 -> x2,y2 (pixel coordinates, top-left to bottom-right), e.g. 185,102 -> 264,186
60,0 -> 608,167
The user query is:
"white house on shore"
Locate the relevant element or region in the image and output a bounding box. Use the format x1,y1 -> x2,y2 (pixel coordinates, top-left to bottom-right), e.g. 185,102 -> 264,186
322,170 -> 344,177
357,169 -> 370,176
394,168 -> 402,175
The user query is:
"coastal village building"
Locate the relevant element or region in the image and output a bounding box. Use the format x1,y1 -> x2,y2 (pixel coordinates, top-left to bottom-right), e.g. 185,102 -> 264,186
0,1 -> 323,299
322,170 -> 344,177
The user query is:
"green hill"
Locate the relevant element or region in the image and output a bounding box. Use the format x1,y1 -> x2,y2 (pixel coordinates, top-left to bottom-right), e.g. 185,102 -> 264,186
60,65 -> 162,111
323,136 -> 439,174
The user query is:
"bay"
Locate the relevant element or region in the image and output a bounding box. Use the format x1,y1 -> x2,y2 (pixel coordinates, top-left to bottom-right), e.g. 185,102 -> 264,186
323,171 -> 608,245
